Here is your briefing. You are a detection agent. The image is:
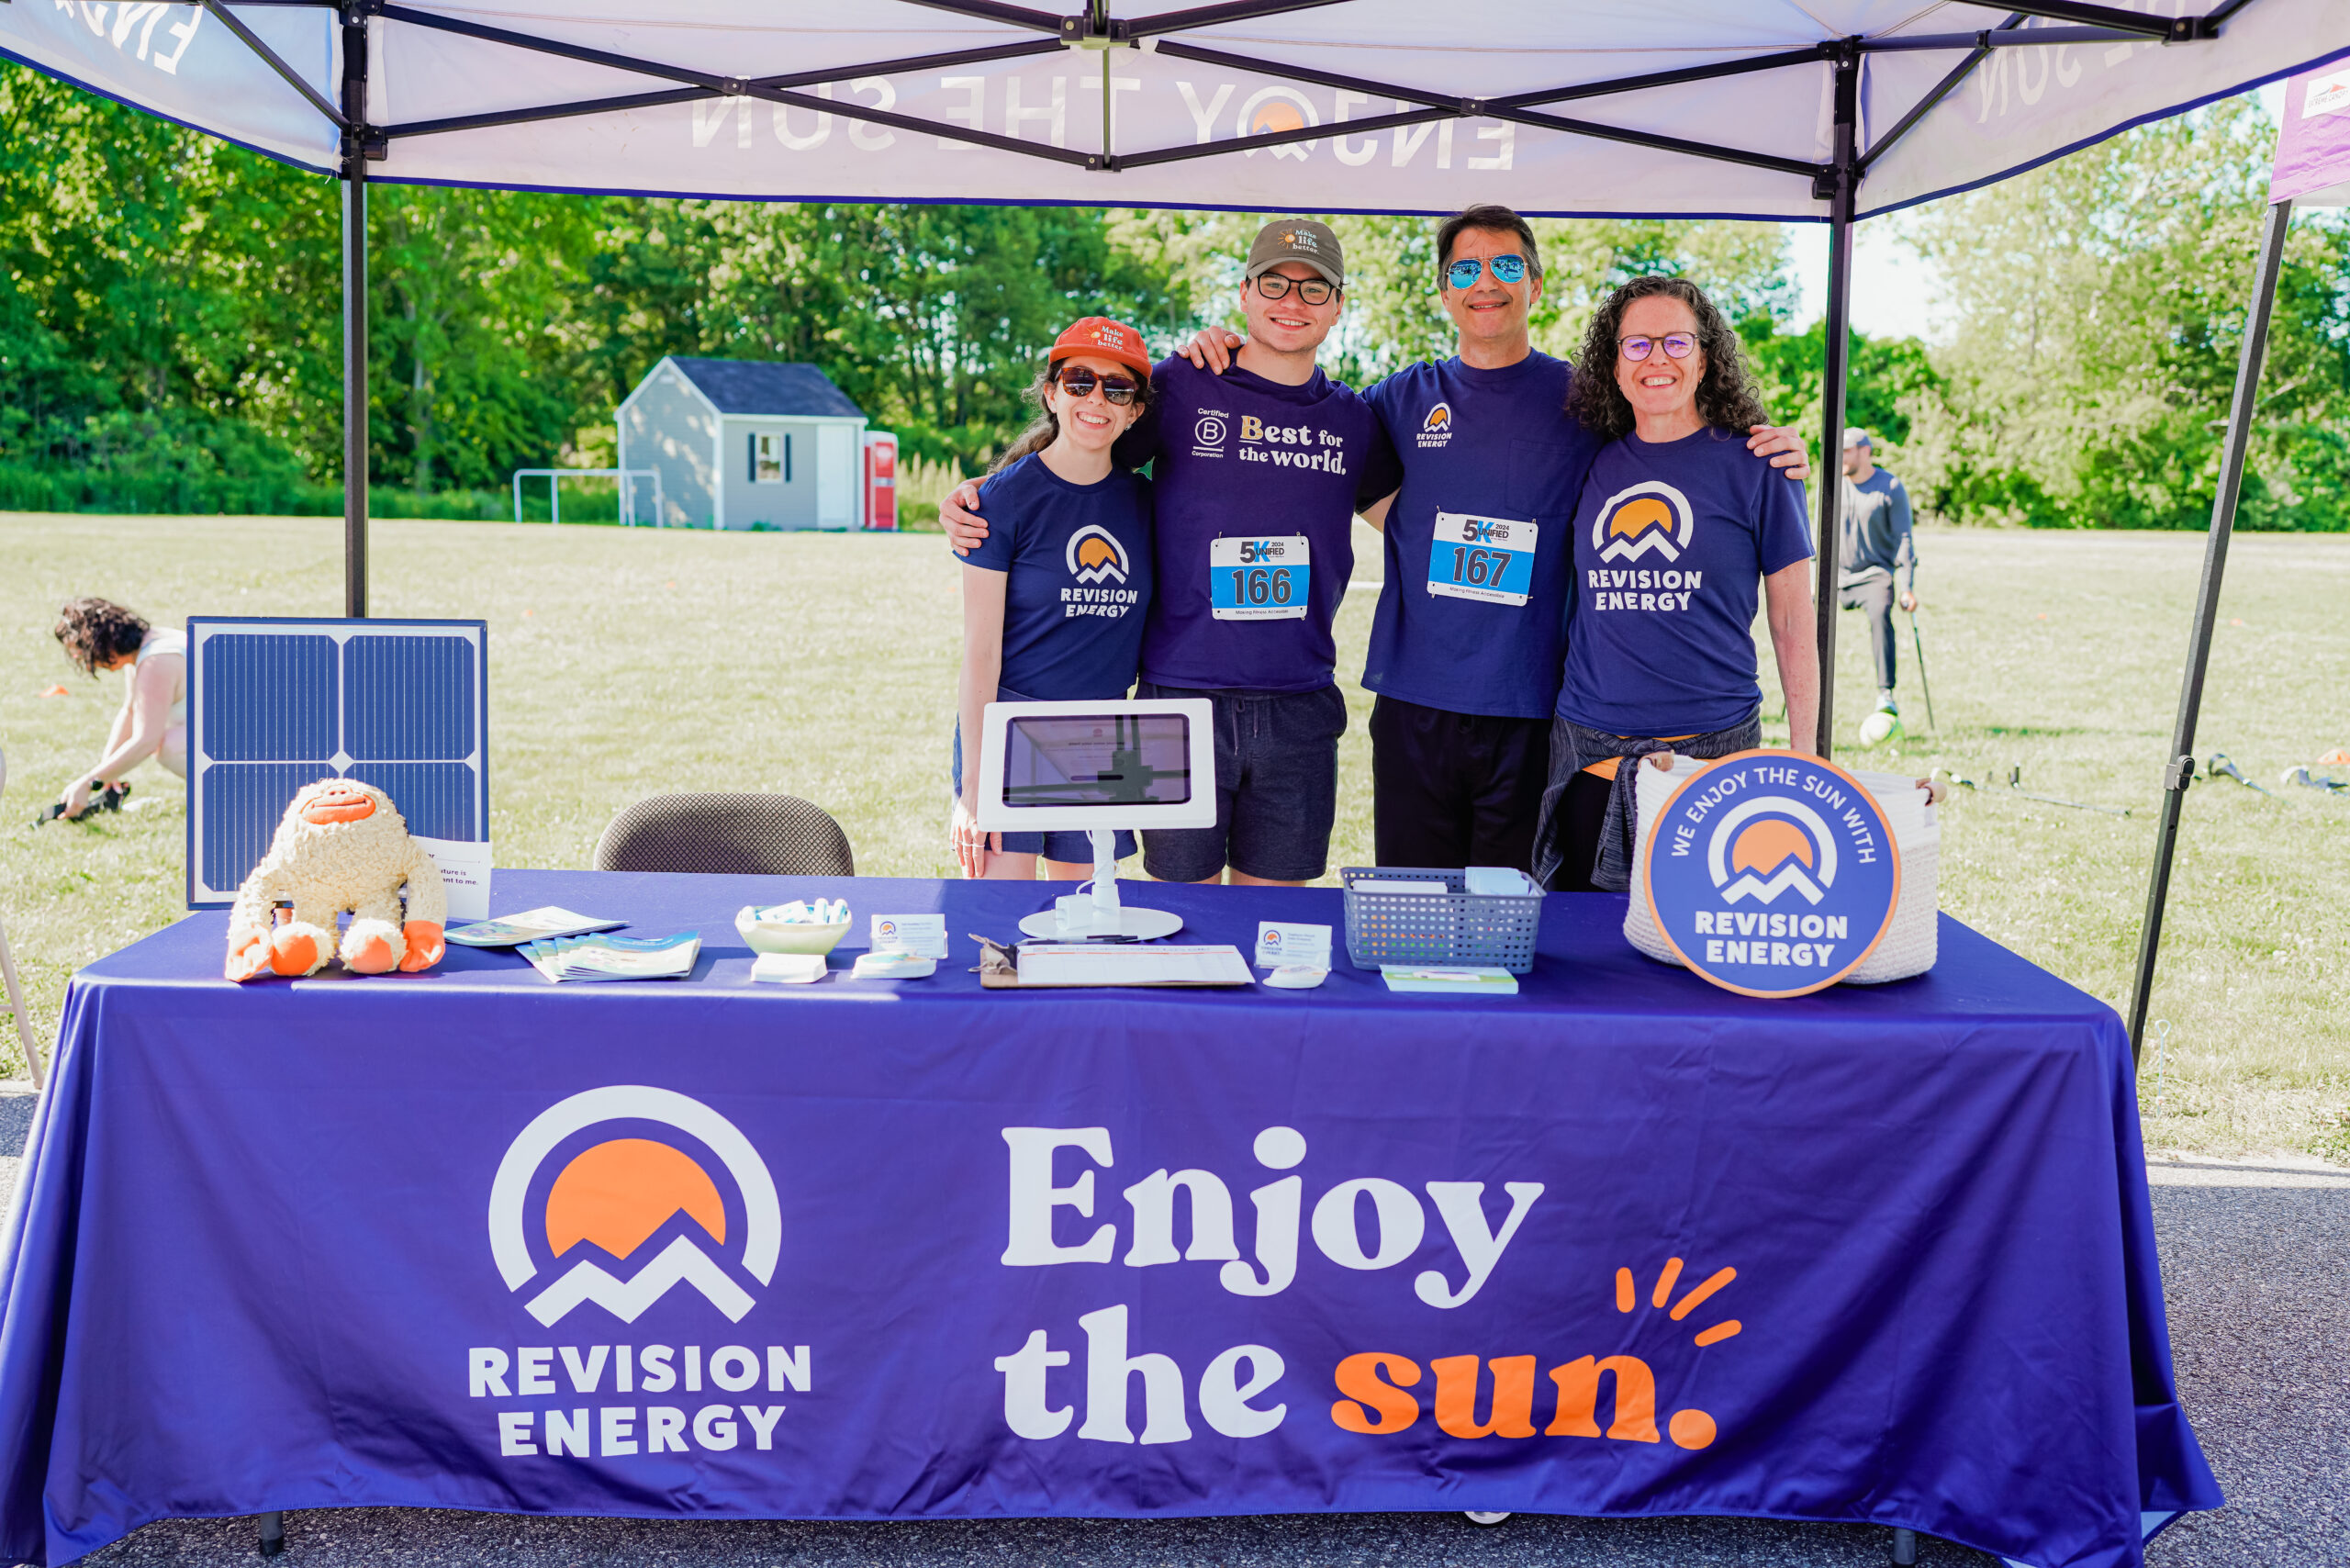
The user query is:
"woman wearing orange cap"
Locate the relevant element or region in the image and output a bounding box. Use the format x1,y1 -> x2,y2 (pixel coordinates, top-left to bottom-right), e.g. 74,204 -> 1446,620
951,318 -> 1158,879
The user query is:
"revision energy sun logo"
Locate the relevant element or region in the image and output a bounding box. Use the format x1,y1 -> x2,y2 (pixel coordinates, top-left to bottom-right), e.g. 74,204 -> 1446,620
1713,803 -> 1836,905
1643,751 -> 1900,999
1066,524 -> 1131,586
489,1086 -> 780,1326
1416,402 -> 1453,450
1594,480 -> 1695,564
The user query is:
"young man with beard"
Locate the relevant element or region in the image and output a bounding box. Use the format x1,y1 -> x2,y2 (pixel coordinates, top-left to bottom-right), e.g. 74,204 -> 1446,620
1186,205 -> 1811,872
941,219 -> 1402,886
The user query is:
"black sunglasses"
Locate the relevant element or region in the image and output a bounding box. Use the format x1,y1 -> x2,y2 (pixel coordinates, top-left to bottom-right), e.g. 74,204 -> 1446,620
1052,366 -> 1141,405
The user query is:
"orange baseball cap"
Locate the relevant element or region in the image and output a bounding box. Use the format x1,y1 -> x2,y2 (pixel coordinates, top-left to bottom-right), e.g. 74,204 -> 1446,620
1049,316 -> 1153,380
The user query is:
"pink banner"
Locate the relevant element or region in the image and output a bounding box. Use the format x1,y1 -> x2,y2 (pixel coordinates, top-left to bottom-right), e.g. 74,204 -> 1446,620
2274,62 -> 2350,206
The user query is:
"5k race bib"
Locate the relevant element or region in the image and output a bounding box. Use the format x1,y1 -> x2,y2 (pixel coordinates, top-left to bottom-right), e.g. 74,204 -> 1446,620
1211,535 -> 1310,621
1427,511 -> 1538,607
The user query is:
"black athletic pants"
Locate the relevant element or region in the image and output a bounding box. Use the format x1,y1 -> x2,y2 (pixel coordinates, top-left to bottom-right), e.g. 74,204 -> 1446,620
1839,575 -> 1898,692
1369,695 -> 1550,873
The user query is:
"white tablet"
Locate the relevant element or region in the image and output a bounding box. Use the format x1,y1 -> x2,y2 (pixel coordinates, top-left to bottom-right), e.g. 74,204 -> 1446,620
972,699 -> 1216,834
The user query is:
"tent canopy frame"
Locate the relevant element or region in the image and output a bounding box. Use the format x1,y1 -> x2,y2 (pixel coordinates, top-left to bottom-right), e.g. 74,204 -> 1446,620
72,0 -> 2300,1071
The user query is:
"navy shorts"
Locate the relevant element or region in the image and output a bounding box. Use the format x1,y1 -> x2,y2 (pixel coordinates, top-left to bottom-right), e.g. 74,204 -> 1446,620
951,717 -> 1136,867
1135,681 -> 1347,883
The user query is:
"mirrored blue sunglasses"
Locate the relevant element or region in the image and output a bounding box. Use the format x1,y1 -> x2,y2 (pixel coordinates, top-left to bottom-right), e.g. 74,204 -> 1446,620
1445,254 -> 1528,289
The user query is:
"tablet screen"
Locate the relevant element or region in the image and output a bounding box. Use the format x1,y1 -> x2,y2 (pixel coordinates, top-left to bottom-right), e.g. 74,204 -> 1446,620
1002,714 -> 1192,809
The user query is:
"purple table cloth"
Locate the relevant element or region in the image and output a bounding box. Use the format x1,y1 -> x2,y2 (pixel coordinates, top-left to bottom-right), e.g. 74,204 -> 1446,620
0,871 -> 2216,1566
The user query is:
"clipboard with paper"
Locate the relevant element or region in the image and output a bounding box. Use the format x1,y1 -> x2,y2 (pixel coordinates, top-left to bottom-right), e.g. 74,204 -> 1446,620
972,936 -> 1253,989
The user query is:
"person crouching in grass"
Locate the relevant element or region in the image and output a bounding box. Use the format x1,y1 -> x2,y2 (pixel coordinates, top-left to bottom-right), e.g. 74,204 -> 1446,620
49,597 -> 187,821
950,318 -> 1158,880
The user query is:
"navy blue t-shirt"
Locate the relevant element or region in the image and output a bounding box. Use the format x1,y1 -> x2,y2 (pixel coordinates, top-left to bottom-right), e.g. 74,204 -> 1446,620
964,454 -> 1153,700
1360,353 -> 1603,719
1557,427 -> 1814,735
1116,356 -> 1401,694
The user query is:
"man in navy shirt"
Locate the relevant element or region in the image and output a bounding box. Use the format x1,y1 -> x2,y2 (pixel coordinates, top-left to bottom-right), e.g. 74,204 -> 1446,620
943,220 -> 1401,886
1189,206 -> 1809,873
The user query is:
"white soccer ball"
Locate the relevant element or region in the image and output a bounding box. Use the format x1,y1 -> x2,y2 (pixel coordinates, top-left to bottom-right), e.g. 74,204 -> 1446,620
1857,709 -> 1902,747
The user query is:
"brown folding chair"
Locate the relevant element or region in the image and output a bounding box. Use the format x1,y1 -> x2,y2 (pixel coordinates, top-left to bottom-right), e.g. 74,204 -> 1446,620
591,792 -> 856,877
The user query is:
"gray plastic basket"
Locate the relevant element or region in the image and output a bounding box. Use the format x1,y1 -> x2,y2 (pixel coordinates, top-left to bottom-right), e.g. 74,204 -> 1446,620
1340,867 -> 1543,974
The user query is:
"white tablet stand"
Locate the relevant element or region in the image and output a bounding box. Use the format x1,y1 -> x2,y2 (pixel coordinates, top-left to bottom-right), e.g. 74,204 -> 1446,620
969,699 -> 1216,942
1024,828 -> 1184,941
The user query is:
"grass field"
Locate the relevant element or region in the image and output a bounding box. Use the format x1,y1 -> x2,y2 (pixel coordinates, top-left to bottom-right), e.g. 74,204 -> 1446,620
2,513 -> 2344,1159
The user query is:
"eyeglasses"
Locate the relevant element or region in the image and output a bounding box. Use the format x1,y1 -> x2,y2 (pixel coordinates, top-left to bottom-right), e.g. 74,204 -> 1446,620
1619,332 -> 1698,362
1251,274 -> 1337,306
1445,254 -> 1528,289
1052,366 -> 1141,405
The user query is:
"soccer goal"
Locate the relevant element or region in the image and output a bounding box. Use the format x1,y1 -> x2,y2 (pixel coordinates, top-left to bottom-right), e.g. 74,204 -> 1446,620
509,468 -> 668,528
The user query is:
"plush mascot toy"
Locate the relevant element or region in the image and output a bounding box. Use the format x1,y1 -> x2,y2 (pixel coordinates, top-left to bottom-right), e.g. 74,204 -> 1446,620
225,778 -> 448,981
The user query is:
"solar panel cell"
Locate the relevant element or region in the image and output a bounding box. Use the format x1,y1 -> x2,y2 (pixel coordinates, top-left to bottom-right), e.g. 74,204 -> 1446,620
350,763 -> 476,841
201,762 -> 337,892
344,637 -> 475,761
200,635 -> 337,761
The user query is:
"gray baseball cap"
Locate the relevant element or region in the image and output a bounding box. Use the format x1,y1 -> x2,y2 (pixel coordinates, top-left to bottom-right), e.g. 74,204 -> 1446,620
1246,219 -> 1344,288
1842,426 -> 1872,449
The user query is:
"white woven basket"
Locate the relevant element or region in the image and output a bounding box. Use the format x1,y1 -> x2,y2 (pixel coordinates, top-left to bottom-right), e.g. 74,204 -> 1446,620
1622,756 -> 1939,985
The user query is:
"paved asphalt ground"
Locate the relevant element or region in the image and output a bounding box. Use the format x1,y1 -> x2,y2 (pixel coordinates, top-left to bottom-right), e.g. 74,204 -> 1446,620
0,1087 -> 2342,1568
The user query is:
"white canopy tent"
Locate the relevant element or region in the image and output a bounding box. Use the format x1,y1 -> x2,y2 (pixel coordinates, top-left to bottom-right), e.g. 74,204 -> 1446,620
6,0 -> 2344,1068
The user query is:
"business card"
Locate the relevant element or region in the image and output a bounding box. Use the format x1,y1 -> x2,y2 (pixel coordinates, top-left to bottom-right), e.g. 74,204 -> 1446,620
1255,921 -> 1331,969
870,913 -> 947,958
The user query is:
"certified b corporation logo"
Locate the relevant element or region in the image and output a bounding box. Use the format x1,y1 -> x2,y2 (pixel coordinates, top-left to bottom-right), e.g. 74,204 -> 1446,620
1642,751 -> 1900,999
1193,412 -> 1227,455
1595,480 -> 1695,564
489,1086 -> 780,1326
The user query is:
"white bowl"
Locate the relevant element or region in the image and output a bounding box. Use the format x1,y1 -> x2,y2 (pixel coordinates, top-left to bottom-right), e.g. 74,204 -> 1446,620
733,909 -> 852,957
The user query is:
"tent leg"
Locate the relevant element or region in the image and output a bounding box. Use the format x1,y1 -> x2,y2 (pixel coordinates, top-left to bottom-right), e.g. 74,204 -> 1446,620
2124,196 -> 2293,1062
1889,1526 -> 1919,1564
1810,46 -> 1860,759
257,1511 -> 285,1556
340,6 -> 372,619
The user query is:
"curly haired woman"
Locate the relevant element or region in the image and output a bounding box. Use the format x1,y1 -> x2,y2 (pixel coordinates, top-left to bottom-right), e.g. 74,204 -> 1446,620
50,597 -> 185,819
1532,276 -> 1820,892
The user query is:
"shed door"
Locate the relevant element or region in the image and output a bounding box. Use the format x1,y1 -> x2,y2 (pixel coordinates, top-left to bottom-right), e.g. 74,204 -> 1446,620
817,425 -> 856,526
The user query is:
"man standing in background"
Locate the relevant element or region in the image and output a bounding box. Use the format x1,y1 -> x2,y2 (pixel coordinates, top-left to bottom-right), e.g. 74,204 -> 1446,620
1839,427 -> 1919,744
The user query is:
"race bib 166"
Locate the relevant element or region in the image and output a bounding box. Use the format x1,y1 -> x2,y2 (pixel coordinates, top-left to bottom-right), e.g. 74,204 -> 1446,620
1211,535 -> 1310,621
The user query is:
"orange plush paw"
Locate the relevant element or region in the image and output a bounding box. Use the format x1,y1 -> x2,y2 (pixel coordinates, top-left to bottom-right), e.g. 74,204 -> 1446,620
345,932 -> 398,973
226,931 -> 273,982
269,927 -> 322,977
397,921 -> 445,973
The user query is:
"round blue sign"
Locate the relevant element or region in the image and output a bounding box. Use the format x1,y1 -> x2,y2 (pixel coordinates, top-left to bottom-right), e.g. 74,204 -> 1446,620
1641,749 -> 1902,999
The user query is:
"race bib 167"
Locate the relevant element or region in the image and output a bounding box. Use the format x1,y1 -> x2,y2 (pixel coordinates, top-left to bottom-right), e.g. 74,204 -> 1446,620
1211,535 -> 1310,621
1427,512 -> 1538,607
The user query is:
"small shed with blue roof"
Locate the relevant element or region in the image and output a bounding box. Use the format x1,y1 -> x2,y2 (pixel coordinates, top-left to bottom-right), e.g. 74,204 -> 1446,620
617,356 -> 869,531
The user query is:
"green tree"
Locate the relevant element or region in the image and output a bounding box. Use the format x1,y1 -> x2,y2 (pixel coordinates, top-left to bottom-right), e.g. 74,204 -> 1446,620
1904,96 -> 2350,530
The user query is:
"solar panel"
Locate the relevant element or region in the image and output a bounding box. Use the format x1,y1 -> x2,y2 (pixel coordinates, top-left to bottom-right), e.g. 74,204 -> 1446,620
186,618 -> 489,909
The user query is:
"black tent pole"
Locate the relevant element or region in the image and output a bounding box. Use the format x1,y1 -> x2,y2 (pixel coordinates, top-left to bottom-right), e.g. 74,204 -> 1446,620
1810,43 -> 1860,758
340,4 -> 372,619
2123,196 -> 2293,1062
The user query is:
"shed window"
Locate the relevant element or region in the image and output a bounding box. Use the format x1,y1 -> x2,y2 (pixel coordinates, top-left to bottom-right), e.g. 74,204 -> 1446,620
752,431 -> 789,484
